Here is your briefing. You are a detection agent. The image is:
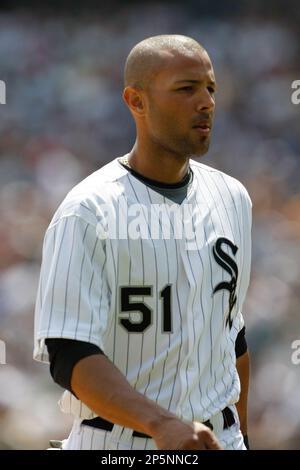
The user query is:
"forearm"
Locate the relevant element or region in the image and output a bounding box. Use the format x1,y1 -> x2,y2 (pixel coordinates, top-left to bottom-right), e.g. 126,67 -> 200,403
71,353 -> 175,437
236,350 -> 250,436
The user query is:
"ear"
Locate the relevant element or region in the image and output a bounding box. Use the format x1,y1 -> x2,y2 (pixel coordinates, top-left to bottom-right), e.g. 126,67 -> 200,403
123,86 -> 146,116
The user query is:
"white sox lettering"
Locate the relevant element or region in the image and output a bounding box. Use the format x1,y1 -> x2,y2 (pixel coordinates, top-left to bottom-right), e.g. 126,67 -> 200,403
213,237 -> 239,329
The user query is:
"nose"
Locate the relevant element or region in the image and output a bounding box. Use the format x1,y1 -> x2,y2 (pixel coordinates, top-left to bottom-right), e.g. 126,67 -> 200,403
195,88 -> 215,112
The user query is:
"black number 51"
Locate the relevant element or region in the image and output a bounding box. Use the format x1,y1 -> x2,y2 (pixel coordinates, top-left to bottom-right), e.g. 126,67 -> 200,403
119,285 -> 172,333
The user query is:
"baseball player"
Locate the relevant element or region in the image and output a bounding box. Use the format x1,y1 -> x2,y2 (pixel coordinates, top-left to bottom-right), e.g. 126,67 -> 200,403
34,35 -> 251,450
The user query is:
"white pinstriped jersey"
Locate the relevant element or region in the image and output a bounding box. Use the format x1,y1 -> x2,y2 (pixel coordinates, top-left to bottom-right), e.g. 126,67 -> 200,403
34,156 -> 252,424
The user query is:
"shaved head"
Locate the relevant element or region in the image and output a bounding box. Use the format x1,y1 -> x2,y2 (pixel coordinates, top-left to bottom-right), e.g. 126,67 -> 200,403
124,34 -> 205,89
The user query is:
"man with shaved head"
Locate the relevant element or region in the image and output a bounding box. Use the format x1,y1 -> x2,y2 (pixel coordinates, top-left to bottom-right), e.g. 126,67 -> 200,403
35,35 -> 251,451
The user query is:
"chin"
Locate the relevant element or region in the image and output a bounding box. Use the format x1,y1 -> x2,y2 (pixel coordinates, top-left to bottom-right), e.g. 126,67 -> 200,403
192,136 -> 210,156
193,143 -> 210,158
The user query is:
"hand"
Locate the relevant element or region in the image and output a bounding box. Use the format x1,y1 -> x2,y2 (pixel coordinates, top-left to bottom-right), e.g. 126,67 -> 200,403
152,417 -> 223,450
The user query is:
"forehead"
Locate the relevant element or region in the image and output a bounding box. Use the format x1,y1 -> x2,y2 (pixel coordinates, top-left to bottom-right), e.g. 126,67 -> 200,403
153,49 -> 215,86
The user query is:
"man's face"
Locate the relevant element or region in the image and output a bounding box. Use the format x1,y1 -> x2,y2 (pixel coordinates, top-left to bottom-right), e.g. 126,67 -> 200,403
143,49 -> 216,158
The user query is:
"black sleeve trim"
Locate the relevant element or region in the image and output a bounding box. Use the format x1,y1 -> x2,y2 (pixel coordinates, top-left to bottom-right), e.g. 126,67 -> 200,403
45,338 -> 104,394
235,326 -> 248,358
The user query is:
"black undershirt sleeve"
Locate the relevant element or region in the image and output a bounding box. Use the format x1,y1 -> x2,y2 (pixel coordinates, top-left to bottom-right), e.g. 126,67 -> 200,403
45,338 -> 104,394
235,326 -> 248,358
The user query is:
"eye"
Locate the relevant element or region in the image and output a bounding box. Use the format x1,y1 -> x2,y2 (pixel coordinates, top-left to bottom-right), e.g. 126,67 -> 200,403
177,86 -> 194,92
208,86 -> 216,94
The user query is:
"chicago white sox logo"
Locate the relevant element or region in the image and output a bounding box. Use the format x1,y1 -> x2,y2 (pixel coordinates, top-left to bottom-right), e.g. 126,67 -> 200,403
213,237 -> 239,329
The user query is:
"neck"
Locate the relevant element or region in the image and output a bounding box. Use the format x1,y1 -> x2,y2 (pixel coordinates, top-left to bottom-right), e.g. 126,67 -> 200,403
126,139 -> 190,184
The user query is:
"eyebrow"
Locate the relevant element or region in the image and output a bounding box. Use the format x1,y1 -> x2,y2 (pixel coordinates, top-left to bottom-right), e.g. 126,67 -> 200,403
174,79 -> 216,87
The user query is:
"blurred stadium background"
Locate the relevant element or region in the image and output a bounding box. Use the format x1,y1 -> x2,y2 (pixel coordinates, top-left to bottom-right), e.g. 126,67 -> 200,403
0,0 -> 299,450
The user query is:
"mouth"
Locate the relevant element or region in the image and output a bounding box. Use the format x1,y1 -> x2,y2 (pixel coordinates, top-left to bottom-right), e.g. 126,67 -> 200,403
192,118 -> 212,135
192,124 -> 211,135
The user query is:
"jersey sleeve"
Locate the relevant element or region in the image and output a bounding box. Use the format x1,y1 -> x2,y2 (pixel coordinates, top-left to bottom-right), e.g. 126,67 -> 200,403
34,213 -> 109,363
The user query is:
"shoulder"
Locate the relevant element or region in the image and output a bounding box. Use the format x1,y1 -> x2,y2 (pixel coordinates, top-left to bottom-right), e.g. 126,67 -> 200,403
49,157 -> 128,228
190,159 -> 252,209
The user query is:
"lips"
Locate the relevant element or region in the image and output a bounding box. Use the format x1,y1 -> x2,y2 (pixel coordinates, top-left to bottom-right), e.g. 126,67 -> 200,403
192,120 -> 212,131
192,121 -> 211,135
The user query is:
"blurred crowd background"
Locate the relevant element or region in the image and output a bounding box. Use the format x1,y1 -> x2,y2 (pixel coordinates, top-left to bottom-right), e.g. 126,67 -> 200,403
0,0 -> 299,450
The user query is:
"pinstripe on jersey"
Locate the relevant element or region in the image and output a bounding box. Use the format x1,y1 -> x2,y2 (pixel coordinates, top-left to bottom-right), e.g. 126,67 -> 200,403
34,156 -> 252,424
